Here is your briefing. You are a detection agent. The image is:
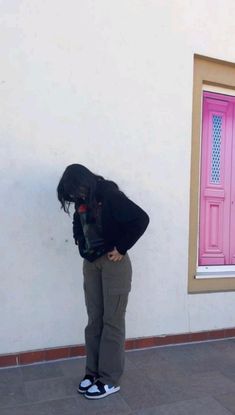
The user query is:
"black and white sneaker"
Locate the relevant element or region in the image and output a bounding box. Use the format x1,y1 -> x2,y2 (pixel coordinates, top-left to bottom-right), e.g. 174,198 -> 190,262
85,379 -> 120,399
77,375 -> 96,394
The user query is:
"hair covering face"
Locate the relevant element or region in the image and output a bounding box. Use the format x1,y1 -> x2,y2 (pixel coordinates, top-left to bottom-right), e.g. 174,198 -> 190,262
57,164 -> 104,213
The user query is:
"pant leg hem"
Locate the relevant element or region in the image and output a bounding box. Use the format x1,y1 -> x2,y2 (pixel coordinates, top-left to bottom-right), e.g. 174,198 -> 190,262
98,376 -> 121,386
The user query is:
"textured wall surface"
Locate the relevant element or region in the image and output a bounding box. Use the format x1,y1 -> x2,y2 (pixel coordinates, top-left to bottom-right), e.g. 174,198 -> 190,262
1,0 -> 235,354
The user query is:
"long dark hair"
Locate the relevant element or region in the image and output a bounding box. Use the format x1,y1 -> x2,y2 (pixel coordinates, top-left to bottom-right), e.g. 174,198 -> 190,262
57,164 -> 120,215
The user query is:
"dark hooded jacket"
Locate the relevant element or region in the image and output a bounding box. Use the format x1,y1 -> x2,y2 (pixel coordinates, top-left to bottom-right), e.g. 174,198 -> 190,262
73,180 -> 149,262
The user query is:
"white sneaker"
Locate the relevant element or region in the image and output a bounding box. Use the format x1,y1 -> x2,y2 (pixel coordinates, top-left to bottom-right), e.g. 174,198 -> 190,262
85,380 -> 120,399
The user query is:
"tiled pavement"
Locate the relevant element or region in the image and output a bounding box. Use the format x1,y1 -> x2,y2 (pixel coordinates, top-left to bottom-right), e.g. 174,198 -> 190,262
1,338 -> 235,414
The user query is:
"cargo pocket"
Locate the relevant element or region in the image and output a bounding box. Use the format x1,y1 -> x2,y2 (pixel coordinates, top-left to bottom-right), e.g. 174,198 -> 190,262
103,287 -> 130,323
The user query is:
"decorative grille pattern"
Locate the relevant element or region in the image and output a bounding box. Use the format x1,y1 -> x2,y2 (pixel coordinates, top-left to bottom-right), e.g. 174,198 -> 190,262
211,115 -> 222,183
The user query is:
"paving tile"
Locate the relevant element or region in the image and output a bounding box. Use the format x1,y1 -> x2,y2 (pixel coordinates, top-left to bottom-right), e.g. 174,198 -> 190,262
0,380 -> 28,408
57,354 -> 135,379
57,357 -> 86,377
119,368 -> 169,410
157,344 -> 218,369
126,347 -> 169,369
142,367 -> 235,405
184,355 -> 235,375
139,361 -> 190,389
0,397 -> 82,415
219,363 -> 235,383
0,367 -> 23,383
21,361 -> 64,381
182,371 -> 235,396
1,339 -> 235,414
132,397 -> 233,415
76,391 -> 132,415
138,352 -> 235,393
209,339 -> 235,374
208,339 -> 235,357
160,341 -> 218,357
127,343 -> 219,379
147,371 -> 210,404
24,376 -> 79,402
125,353 -> 139,370
214,392 -> 235,414
149,370 -> 235,405
145,342 -> 235,376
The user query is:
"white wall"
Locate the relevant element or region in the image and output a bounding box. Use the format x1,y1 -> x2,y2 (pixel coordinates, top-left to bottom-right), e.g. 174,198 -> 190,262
1,0 -> 235,354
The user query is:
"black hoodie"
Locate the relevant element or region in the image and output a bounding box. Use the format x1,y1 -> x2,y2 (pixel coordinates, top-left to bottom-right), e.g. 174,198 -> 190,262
73,180 -> 149,262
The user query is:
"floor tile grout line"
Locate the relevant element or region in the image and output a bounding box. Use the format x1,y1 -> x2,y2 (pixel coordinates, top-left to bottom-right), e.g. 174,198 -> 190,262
0,392 -> 133,411
23,374 -> 75,384
128,396 -> 235,415
1,339 -> 235,413
0,394 -> 84,410
212,394 -> 235,415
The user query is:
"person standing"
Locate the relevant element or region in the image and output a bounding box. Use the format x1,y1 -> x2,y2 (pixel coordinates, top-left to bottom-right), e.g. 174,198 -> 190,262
57,164 -> 149,399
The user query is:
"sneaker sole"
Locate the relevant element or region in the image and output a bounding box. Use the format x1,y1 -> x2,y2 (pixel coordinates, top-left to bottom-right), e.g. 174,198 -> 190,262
77,388 -> 87,394
85,386 -> 120,400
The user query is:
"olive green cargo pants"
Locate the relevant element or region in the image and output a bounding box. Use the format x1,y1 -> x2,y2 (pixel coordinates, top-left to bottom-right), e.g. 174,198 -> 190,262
83,253 -> 132,386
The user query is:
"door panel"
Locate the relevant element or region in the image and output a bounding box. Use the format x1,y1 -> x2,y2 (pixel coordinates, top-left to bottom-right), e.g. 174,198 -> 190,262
229,104 -> 235,264
199,93 -> 233,265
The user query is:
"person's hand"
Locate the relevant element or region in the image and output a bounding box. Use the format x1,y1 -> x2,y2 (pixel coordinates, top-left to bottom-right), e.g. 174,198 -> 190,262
107,248 -> 123,262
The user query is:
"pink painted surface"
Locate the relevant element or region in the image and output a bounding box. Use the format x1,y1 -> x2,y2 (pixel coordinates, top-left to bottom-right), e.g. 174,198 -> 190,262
199,91 -> 234,265
229,103 -> 235,264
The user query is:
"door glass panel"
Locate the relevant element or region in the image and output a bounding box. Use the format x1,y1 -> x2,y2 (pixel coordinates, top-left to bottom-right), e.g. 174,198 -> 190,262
211,114 -> 222,184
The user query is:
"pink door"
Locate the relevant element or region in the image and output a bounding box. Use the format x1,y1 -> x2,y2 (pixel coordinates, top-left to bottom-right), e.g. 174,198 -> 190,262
199,91 -> 234,265
229,103 -> 235,264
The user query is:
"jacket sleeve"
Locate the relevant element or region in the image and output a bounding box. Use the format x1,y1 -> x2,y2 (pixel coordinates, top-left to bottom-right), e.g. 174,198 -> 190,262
109,191 -> 150,255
